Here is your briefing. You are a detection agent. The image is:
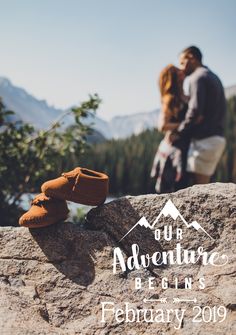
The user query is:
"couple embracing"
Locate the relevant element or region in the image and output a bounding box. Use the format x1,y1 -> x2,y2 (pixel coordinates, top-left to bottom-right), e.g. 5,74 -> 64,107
151,46 -> 226,193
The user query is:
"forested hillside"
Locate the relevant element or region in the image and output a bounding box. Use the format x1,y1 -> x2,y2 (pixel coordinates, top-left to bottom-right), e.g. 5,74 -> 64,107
78,96 -> 236,196
79,129 -> 163,195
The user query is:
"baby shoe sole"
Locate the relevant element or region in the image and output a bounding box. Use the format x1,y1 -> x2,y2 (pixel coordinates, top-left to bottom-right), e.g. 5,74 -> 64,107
19,215 -> 68,228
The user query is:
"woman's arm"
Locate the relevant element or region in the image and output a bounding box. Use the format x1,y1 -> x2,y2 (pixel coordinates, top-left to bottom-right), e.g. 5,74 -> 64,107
159,120 -> 180,132
157,100 -> 180,132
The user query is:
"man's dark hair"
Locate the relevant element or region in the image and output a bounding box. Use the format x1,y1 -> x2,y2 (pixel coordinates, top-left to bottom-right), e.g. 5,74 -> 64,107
181,46 -> 202,62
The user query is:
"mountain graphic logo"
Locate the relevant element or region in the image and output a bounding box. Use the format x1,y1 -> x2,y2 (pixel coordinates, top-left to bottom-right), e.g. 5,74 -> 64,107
119,199 -> 214,241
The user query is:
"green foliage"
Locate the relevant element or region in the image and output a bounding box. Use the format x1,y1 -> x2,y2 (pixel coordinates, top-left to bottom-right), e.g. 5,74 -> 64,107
0,94 -> 101,226
70,207 -> 88,226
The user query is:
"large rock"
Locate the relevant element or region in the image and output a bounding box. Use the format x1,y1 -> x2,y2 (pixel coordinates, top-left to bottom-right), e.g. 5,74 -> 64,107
0,183 -> 235,334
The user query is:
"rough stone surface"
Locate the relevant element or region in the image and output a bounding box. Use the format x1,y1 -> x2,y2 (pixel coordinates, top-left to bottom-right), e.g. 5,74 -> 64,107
0,182 -> 235,334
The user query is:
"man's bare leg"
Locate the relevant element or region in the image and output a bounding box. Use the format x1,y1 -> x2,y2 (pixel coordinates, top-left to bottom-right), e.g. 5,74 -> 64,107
193,173 -> 211,184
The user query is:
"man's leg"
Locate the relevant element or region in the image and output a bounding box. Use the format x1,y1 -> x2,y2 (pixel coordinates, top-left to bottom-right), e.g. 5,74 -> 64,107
192,173 -> 211,184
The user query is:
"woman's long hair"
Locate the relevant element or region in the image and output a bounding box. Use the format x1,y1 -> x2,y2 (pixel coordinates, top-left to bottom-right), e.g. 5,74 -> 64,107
159,64 -> 184,116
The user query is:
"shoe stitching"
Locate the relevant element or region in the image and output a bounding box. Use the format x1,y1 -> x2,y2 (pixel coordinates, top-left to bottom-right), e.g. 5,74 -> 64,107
62,170 -> 82,192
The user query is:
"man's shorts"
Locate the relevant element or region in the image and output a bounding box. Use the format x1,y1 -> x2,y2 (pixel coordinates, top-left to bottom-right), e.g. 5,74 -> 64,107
187,136 -> 226,176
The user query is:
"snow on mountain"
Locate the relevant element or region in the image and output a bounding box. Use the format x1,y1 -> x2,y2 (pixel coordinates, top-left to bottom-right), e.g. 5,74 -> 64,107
108,109 -> 159,139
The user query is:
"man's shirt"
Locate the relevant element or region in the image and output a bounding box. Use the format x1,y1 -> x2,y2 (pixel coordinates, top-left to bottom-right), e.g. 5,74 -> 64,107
178,66 -> 226,139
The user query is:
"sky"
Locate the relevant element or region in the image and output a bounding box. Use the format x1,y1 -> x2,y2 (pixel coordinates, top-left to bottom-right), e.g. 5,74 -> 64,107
0,0 -> 235,120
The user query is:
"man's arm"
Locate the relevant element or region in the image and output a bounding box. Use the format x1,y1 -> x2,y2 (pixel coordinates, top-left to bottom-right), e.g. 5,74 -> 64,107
177,75 -> 206,137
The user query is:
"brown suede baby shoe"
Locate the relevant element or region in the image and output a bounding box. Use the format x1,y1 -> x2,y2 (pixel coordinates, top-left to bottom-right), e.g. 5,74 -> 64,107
19,193 -> 69,228
41,167 -> 109,206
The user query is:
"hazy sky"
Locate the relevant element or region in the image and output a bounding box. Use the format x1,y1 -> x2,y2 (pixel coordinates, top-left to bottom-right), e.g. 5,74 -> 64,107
0,0 -> 235,120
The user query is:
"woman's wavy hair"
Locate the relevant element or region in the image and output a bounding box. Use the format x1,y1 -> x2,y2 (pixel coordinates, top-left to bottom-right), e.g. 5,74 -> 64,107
159,64 -> 183,98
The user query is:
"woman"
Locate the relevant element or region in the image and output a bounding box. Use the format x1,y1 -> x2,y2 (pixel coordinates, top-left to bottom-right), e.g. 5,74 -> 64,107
150,64 -> 190,193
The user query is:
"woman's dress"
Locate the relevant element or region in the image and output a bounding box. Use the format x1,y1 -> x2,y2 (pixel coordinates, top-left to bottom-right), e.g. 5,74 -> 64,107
150,101 -> 189,193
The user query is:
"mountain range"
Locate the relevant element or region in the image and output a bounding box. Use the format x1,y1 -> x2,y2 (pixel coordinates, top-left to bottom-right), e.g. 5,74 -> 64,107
0,77 -> 235,140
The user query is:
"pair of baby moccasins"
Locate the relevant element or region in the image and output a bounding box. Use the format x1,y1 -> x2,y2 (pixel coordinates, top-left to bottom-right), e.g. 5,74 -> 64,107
19,167 -> 109,228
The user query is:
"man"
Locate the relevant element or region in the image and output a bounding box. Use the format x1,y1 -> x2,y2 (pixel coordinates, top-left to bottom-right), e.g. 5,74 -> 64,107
172,46 -> 226,184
